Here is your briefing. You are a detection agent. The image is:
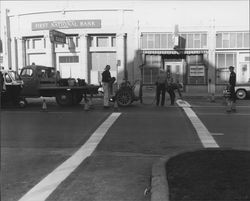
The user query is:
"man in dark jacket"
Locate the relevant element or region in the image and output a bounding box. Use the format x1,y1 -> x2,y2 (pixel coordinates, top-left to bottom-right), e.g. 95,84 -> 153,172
102,65 -> 112,108
155,69 -> 168,106
227,66 -> 237,112
167,78 -> 183,105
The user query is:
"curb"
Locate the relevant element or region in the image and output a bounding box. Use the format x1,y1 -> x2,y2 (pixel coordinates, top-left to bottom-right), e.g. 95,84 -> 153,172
150,148 -> 249,201
150,148 -> 195,201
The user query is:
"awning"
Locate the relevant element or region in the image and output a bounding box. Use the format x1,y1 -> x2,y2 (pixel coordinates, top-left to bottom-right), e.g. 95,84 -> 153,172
140,49 -> 208,55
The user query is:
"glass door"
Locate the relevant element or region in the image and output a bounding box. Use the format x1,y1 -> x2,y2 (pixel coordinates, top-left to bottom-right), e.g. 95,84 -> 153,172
164,62 -> 183,84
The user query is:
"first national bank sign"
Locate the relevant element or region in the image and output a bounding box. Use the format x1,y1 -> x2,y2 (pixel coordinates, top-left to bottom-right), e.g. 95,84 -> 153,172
32,20 -> 101,30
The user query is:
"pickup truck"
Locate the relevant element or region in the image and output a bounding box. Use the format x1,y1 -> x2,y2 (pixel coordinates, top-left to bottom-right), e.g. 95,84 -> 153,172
19,65 -> 100,106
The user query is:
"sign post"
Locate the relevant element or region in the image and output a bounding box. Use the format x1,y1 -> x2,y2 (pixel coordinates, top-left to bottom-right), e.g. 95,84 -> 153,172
49,30 -> 66,85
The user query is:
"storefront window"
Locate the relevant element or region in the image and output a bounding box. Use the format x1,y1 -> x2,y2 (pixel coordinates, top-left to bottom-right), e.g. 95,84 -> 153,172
216,32 -> 250,49
161,34 -> 167,48
97,37 -> 109,47
142,55 -> 162,84
229,33 -> 237,48
237,33 -> 243,47
187,54 -> 207,84
194,34 -> 201,48
216,53 -> 236,84
142,67 -> 159,85
179,33 -> 207,49
243,33 -> 250,48
90,35 -> 116,48
155,34 -> 160,48
141,33 -> 173,49
187,34 -> 193,48
222,33 -> 230,48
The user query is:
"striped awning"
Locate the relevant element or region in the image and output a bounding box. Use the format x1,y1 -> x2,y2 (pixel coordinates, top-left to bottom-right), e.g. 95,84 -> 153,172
141,49 -> 208,55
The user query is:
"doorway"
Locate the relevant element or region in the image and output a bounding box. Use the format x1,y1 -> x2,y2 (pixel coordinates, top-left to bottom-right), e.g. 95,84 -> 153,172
164,61 -> 184,84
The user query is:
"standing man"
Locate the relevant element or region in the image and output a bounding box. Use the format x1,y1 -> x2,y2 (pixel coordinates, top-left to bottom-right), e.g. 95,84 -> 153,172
167,78 -> 183,105
155,69 -> 168,106
102,65 -> 112,108
227,66 -> 237,112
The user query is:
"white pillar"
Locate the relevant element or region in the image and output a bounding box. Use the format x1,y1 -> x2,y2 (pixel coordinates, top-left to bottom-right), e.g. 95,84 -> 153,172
13,37 -> 18,71
21,38 -> 27,67
2,9 -> 12,69
80,34 -> 89,82
207,19 -> 216,97
45,34 -> 53,67
116,33 -> 126,84
16,38 -> 23,71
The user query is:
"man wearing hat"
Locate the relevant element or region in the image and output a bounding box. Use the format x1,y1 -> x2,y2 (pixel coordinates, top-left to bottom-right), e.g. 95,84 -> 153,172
102,65 -> 112,108
227,65 -> 237,112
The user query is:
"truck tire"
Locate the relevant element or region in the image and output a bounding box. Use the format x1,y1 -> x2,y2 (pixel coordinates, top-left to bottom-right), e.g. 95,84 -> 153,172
56,92 -> 73,106
72,92 -> 83,105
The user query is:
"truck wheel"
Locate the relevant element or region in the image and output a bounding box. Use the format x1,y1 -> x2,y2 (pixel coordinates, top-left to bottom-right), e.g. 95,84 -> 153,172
116,90 -> 132,107
72,93 -> 83,105
56,92 -> 73,106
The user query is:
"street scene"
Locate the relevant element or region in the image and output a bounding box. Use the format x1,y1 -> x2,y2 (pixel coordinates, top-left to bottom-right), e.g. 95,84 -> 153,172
1,0 -> 250,201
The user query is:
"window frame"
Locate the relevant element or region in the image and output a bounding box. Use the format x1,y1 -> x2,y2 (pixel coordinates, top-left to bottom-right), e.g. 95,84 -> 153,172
216,31 -> 250,49
215,52 -> 237,84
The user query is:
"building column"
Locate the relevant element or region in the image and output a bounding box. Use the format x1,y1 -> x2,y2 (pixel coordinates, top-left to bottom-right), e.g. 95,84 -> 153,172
21,38 -> 27,67
116,33 -> 126,84
45,34 -> 53,67
2,9 -> 12,69
207,20 -> 216,99
80,34 -> 89,82
13,37 -> 18,71
16,38 -> 23,71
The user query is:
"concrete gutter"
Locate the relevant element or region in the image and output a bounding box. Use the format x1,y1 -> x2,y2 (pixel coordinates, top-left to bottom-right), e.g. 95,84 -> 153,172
150,148 -> 195,201
150,148 -> 246,201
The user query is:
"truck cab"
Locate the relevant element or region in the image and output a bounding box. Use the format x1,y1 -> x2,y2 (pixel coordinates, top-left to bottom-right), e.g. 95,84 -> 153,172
1,68 -> 25,107
20,65 -> 57,97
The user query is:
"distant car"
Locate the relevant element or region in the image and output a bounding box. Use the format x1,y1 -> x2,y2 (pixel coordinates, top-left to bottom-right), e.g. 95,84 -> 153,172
235,83 -> 250,99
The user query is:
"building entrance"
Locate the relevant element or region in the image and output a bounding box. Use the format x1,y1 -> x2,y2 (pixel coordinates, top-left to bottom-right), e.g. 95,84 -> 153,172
164,61 -> 183,85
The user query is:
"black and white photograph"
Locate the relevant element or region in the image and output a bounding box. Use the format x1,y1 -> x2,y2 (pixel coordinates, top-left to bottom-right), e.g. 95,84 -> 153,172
0,0 -> 250,200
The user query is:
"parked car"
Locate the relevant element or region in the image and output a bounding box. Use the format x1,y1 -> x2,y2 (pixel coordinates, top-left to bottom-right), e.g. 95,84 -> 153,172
235,83 -> 250,99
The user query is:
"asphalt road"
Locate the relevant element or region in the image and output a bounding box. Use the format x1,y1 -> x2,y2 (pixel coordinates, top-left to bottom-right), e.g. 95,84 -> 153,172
1,97 -> 249,201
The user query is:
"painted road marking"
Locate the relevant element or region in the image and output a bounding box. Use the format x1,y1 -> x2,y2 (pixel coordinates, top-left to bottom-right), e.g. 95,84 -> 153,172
18,112 -> 121,201
176,100 -> 219,148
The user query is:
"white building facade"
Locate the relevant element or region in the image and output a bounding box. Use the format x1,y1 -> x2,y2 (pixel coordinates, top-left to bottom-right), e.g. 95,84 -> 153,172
1,0 -> 249,93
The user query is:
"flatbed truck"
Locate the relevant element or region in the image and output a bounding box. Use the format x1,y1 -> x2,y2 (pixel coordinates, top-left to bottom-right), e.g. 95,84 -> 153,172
19,65 -> 100,106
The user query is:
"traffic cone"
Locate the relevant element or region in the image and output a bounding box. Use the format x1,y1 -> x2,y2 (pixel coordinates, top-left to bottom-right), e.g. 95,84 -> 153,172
42,99 -> 47,111
113,100 -> 119,111
84,99 -> 89,111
